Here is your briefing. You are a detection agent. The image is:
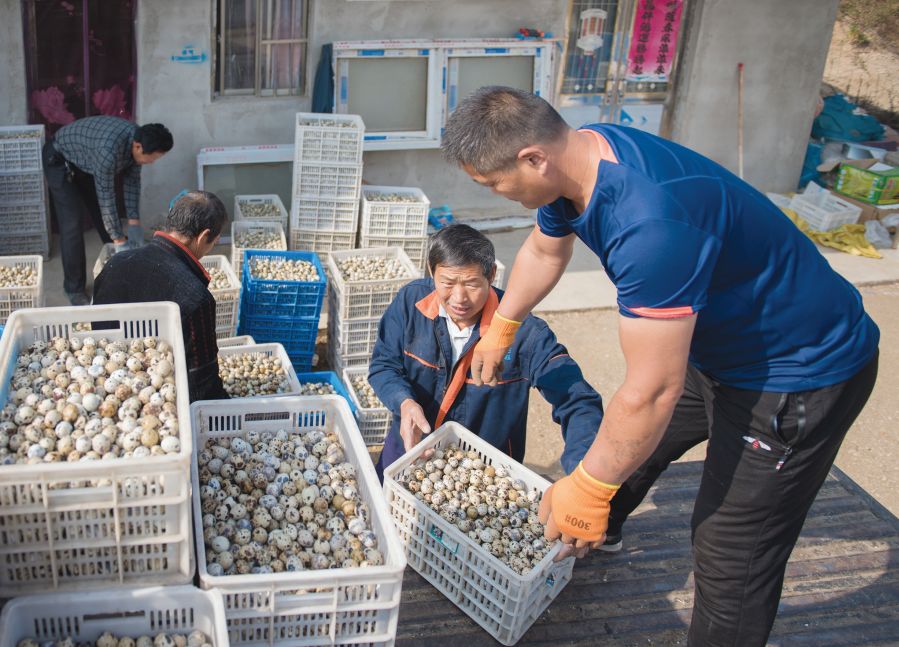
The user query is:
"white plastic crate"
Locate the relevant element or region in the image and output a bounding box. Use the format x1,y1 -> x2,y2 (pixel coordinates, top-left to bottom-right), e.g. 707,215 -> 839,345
0,171 -> 44,204
328,345 -> 371,378
789,184 -> 862,232
218,334 -> 256,348
234,194 -> 289,230
201,254 -> 241,338
359,233 -> 428,271
289,227 -> 356,266
230,220 -> 287,282
327,247 -> 420,320
92,243 -> 115,279
360,186 -> 430,238
0,585 -> 229,647
328,309 -> 380,357
493,259 -> 506,289
218,342 -> 302,397
383,422 -> 576,646
292,161 -> 363,201
0,255 -> 43,325
190,395 -> 406,646
0,124 -> 44,173
0,303 -> 195,596
0,201 -> 49,236
342,367 -> 392,446
0,232 -> 49,259
295,112 -> 365,164
290,195 -> 359,232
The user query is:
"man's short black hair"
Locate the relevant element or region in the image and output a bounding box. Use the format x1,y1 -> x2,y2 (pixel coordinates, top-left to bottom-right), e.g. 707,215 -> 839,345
135,123 -> 173,154
442,86 -> 568,174
166,190 -> 226,239
427,223 -> 496,280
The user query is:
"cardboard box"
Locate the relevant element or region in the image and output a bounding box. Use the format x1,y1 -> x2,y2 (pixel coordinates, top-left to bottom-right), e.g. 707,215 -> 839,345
834,159 -> 899,205
831,191 -> 899,249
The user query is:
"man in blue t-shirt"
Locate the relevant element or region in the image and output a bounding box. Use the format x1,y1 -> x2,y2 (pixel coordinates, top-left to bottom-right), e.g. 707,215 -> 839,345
442,86 -> 879,646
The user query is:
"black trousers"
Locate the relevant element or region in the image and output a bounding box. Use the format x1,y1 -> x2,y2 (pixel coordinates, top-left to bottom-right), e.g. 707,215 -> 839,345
42,141 -> 112,295
607,353 -> 878,646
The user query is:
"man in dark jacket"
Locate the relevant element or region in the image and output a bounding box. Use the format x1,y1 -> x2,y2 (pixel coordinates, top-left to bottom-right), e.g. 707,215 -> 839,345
94,190 -> 229,402
370,224 -> 603,477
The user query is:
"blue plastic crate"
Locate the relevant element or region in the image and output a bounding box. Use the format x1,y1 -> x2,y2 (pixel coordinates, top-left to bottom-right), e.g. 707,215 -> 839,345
287,350 -> 314,373
295,370 -> 357,414
238,312 -> 320,351
241,249 -> 327,319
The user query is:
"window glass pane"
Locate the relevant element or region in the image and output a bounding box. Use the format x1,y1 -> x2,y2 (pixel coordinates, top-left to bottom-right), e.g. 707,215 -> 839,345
87,0 -> 136,120
23,0 -> 86,131
261,42 -> 302,93
346,57 -> 428,132
562,0 -> 619,95
224,0 -> 256,90
454,56 -> 534,106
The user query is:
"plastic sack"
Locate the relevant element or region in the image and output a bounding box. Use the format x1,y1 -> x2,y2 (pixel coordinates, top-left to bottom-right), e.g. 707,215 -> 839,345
865,220 -> 893,249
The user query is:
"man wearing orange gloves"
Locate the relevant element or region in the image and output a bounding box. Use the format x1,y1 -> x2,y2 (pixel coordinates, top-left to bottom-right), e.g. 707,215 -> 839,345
441,86 -> 879,646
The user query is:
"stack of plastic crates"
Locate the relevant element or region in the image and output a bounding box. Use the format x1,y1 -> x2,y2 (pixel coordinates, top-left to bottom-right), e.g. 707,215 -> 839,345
288,113 -> 364,265
327,247 -> 419,445
237,249 -> 326,371
359,186 -> 430,271
0,125 -> 49,258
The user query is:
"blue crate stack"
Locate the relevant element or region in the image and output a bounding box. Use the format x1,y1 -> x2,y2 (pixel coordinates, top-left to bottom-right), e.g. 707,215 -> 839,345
238,249 -> 326,371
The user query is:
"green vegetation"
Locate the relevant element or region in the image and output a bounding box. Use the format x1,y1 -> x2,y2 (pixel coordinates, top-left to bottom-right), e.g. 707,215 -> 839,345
839,0 -> 899,56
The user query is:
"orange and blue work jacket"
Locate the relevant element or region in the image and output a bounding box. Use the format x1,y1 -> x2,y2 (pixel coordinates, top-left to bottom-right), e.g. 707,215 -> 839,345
370,278 -> 603,476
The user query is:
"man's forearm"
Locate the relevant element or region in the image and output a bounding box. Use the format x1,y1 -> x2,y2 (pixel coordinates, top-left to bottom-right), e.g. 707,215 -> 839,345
580,386 -> 680,485
497,230 -> 571,321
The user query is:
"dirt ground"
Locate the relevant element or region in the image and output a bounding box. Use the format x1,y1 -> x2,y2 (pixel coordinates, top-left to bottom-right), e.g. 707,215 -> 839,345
522,282 -> 899,516
824,18 -> 899,127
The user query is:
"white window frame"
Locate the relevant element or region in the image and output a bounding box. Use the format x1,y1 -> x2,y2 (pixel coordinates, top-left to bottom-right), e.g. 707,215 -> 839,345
216,0 -> 310,98
333,39 -> 556,152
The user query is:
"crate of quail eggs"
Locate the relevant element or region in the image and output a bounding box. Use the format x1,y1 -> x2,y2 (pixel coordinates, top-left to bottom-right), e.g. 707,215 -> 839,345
327,248 -> 419,320
199,255 -> 240,338
360,186 -> 430,238
229,221 -> 286,282
0,585 -> 228,647
341,367 -> 390,446
234,194 -> 288,230
294,370 -> 356,414
0,255 -> 43,325
383,421 -> 575,646
241,250 -> 326,320
190,396 -> 405,644
218,343 -> 301,398
0,303 -> 194,595
295,112 -> 364,165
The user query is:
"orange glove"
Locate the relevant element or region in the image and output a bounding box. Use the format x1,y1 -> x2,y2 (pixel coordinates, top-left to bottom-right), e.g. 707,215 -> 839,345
540,462 -> 620,543
470,312 -> 521,386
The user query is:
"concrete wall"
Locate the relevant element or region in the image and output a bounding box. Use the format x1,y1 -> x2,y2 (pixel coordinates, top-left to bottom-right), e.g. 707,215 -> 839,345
0,0 -> 27,123
668,0 -> 839,193
134,0 -> 567,228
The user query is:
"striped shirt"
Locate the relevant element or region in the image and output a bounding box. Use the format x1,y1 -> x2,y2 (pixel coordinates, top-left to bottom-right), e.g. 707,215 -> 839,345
53,116 -> 141,240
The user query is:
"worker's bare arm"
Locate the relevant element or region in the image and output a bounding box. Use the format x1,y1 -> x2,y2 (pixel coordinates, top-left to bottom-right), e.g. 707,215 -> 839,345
471,227 -> 574,385
582,313 -> 696,483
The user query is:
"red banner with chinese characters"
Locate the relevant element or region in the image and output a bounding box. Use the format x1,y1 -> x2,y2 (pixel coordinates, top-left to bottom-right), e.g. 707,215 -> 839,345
626,0 -> 684,82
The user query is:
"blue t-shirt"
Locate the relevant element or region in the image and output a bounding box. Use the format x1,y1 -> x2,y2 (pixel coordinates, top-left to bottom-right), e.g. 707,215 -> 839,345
537,124 -> 879,392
